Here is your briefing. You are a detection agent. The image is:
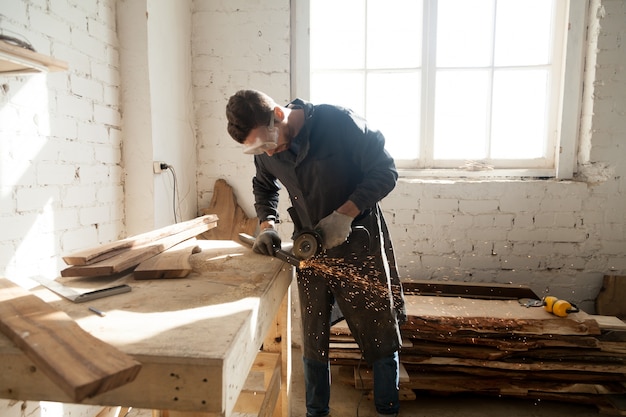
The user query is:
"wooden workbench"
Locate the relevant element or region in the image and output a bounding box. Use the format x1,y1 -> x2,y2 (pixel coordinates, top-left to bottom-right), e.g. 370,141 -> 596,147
0,240 -> 293,417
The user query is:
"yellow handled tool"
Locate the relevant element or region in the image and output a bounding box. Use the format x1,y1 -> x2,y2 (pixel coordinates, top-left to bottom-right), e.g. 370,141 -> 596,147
542,295 -> 580,317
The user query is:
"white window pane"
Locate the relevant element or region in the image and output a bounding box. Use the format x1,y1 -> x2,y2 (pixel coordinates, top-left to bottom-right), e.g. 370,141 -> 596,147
434,70 -> 490,160
367,71 -> 421,160
367,0 -> 423,69
491,70 -> 548,159
495,0 -> 554,66
310,72 -> 365,115
437,0 -> 495,68
310,0 -> 365,70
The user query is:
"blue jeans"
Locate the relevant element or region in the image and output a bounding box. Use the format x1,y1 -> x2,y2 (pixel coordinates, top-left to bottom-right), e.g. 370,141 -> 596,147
303,352 -> 400,417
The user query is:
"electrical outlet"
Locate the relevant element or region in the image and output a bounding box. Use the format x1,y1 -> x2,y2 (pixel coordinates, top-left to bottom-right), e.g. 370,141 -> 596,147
153,161 -> 165,174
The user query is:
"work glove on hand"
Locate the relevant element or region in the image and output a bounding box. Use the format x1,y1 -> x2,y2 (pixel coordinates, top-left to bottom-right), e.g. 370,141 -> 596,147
315,211 -> 354,250
253,228 -> 281,256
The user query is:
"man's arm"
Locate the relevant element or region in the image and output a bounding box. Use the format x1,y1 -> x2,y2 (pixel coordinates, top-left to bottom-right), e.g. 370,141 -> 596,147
259,219 -> 276,230
252,158 -> 281,226
336,200 -> 360,219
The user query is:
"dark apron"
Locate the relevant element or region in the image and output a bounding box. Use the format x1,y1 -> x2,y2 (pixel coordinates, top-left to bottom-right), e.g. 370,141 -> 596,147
297,206 -> 405,364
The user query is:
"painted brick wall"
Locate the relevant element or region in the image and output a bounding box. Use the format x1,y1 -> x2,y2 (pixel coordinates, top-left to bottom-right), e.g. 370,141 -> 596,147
193,0 -> 626,313
192,0 -> 292,219
0,0 -> 123,284
0,3 -> 123,416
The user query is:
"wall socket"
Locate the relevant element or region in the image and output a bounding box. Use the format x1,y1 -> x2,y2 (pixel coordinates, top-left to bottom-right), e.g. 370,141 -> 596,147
153,161 -> 166,174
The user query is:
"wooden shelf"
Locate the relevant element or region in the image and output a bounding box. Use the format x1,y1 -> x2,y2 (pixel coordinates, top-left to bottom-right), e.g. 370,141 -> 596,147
0,39 -> 68,74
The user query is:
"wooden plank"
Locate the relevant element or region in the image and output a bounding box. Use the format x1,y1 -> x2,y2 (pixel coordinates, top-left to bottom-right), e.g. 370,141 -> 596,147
134,239 -> 201,280
593,314 -> 626,331
402,331 -> 600,351
61,221 -> 216,277
0,279 -> 141,402
233,352 -> 281,417
63,215 -> 218,266
596,275 -> 626,319
400,355 -> 626,374
402,280 -> 539,300
401,295 -> 601,336
62,245 -> 162,277
399,371 -> 626,396
200,179 -> 257,241
402,363 -> 626,383
261,288 -> 292,417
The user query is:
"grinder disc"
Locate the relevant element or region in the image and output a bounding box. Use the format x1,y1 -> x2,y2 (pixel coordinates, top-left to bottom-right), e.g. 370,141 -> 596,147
293,233 -> 321,260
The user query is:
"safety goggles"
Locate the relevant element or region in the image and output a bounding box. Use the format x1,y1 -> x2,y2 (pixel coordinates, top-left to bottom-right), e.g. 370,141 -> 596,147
242,116 -> 279,155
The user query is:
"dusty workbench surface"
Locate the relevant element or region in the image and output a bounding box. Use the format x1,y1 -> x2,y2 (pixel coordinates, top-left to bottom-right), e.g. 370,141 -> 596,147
0,240 -> 293,416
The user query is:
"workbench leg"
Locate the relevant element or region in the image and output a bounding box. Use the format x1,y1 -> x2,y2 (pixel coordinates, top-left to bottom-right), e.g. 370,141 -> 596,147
262,284 -> 291,417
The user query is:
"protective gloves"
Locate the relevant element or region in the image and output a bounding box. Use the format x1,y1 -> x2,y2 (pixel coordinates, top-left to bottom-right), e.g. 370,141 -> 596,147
315,210 -> 354,250
253,228 -> 281,256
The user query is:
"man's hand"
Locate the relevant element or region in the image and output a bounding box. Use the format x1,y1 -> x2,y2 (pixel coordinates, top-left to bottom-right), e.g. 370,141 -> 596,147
315,211 -> 354,249
253,228 -> 281,256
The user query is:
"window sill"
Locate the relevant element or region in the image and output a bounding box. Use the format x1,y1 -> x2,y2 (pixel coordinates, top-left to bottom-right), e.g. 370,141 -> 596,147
397,168 -> 557,180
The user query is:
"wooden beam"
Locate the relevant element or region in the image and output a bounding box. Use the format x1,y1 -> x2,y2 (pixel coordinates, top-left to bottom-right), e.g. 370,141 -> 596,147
0,279 -> 141,402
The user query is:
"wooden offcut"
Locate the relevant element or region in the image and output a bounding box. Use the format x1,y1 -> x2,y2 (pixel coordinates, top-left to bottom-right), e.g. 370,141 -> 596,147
0,279 -> 141,402
134,238 -> 201,279
596,275 -> 626,319
61,215 -> 217,277
200,179 -> 257,240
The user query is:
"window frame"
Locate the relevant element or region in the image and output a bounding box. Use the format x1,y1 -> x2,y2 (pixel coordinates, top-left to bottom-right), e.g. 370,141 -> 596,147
291,0 -> 588,179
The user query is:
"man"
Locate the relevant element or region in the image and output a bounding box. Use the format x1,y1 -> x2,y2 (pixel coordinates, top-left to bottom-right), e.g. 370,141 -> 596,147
226,89 -> 405,417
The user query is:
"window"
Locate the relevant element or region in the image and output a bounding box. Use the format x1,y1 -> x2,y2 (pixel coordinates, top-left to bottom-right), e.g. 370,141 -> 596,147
292,0 -> 587,178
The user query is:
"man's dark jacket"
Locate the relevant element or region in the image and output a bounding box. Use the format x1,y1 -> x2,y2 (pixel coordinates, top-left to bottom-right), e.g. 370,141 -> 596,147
252,99 -> 405,363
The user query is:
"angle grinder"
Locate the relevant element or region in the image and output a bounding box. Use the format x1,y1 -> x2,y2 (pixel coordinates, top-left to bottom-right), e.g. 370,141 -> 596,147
288,207 -> 324,261
292,229 -> 323,260
238,209 -> 325,264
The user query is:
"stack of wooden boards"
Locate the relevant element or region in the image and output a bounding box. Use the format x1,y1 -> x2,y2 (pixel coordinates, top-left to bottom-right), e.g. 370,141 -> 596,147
329,281 -> 626,415
61,214 -> 218,279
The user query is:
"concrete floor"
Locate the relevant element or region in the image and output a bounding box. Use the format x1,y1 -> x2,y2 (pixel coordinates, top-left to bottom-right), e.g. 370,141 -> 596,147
289,348 -> 601,417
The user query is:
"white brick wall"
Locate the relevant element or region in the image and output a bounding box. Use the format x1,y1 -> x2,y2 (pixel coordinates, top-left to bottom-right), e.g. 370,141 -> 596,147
192,0 -> 626,314
192,0 -> 291,218
0,0 -> 124,284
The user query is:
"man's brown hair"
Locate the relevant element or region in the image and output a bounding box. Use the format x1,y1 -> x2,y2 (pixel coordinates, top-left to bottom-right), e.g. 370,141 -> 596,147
226,90 -> 275,144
